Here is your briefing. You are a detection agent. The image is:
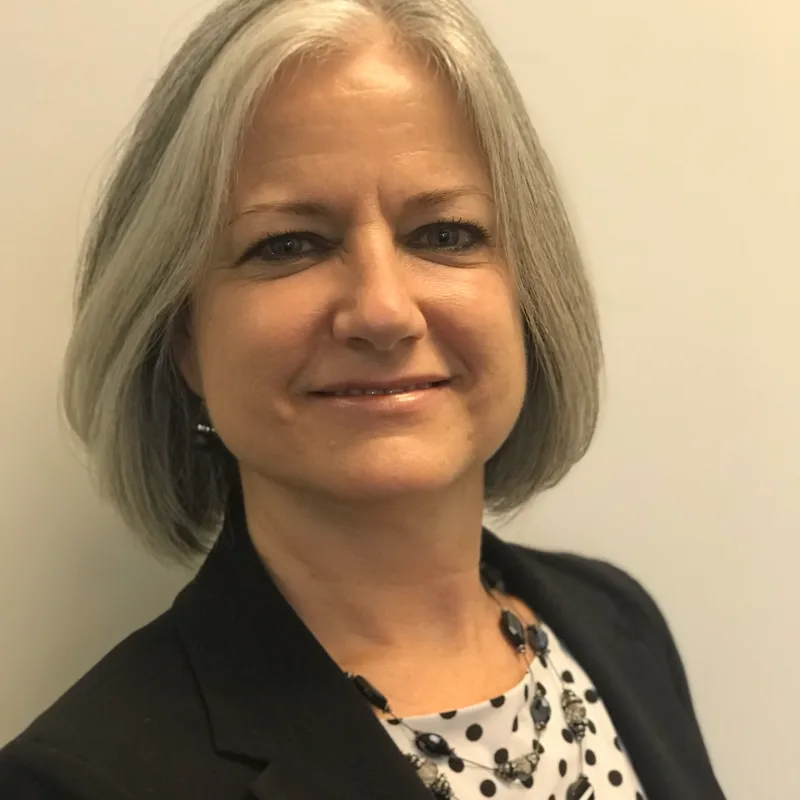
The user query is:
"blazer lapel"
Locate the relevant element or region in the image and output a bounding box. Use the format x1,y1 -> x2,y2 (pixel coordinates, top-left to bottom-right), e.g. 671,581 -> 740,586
172,482 -> 432,800
481,533 -> 717,800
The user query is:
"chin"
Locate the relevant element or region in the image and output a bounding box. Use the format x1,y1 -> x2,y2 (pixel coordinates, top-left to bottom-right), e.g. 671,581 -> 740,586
317,455 -> 482,499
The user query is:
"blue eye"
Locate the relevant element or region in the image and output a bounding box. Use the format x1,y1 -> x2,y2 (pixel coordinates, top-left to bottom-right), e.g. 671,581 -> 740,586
240,218 -> 492,264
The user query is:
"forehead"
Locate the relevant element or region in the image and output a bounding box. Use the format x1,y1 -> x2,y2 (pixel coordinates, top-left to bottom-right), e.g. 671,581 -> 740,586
234,40 -> 490,204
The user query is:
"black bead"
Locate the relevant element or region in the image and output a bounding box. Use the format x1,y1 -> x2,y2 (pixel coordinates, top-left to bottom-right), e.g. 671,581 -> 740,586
350,674 -> 390,713
531,694 -> 552,727
500,610 -> 526,649
567,776 -> 594,800
416,732 -> 453,758
526,624 -> 549,655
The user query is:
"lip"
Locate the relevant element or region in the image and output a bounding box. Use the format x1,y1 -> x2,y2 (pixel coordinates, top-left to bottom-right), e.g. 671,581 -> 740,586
307,381 -> 451,413
310,376 -> 451,394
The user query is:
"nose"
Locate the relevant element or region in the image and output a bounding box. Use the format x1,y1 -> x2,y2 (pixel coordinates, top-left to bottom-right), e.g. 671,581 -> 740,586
331,224 -> 427,352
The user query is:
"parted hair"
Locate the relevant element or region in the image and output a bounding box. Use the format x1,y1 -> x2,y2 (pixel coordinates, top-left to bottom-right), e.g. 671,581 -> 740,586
59,0 -> 603,568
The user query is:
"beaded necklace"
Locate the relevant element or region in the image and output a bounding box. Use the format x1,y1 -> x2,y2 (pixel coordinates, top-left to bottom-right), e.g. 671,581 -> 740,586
346,562 -> 594,799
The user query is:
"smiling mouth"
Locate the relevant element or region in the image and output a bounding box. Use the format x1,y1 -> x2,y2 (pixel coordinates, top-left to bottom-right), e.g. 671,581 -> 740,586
312,380 -> 450,398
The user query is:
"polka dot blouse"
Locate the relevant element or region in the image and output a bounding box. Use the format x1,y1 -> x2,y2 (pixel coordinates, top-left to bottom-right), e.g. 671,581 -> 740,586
379,620 -> 648,799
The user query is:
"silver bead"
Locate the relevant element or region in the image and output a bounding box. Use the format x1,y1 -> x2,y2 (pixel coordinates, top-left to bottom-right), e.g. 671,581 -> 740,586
429,773 -> 454,798
562,688 -> 589,741
496,750 -> 540,783
416,758 -> 440,786
495,761 -> 517,781
405,755 -> 454,798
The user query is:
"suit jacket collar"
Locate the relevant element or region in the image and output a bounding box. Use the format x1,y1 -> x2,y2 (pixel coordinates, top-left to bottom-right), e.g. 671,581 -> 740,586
172,481 -> 433,800
481,535 -> 709,800
171,482 -> 710,800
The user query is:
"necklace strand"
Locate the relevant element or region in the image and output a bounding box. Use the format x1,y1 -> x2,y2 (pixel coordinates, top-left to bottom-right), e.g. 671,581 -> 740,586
346,562 -> 595,799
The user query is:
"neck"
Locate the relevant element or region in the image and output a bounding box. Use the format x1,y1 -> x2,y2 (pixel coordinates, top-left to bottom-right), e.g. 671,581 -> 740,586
239,468 -> 497,668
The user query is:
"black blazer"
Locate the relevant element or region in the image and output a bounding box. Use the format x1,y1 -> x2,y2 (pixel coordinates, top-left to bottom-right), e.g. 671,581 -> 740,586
0,485 -> 727,800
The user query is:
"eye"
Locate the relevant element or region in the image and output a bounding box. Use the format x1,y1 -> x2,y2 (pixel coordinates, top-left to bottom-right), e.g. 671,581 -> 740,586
238,218 -> 492,265
241,232 -> 322,263
408,219 -> 492,253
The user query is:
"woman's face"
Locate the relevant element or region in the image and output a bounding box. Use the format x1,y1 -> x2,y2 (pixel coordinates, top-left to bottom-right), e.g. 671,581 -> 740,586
175,37 -> 527,508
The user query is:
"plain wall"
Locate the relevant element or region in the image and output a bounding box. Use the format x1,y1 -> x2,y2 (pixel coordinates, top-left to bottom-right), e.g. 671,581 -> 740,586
1,1 -> 798,796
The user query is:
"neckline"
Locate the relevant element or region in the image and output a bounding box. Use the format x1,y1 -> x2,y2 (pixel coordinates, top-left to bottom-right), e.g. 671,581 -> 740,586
373,618 -> 557,726
388,667 -> 533,726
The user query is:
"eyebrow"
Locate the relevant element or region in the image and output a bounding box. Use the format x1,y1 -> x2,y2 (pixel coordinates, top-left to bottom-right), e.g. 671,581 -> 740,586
230,186 -> 494,224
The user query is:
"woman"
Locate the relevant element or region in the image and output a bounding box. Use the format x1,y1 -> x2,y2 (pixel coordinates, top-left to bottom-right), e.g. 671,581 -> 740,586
0,0 -> 726,798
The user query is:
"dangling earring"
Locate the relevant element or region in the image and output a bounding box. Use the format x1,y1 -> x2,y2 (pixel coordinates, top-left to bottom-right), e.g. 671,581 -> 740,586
191,402 -> 217,450
191,422 -> 216,450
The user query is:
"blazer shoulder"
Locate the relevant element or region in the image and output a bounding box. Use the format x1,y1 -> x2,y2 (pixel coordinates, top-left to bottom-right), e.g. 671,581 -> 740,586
0,606 -> 208,798
511,544 -> 697,713
518,547 -> 664,622
20,609 -> 185,737
0,736 -> 133,800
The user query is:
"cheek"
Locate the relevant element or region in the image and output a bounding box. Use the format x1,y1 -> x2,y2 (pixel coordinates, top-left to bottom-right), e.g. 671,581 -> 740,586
455,277 -> 524,369
194,287 -> 298,397
479,293 -> 527,408
206,280 -> 309,352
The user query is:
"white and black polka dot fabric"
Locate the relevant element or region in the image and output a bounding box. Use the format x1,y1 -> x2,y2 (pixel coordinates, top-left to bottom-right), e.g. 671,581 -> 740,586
379,620 -> 647,799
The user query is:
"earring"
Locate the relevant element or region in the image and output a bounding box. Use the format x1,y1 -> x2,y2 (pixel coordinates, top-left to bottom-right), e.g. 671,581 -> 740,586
191,421 -> 217,450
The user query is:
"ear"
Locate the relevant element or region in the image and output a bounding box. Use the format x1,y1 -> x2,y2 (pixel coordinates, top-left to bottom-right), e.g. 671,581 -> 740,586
171,308 -> 204,399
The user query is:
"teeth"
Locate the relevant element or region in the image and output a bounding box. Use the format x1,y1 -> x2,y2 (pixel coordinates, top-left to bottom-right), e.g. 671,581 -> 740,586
328,382 -> 437,397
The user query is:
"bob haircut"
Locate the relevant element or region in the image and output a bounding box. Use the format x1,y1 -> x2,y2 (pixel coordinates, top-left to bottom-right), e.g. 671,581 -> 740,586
60,0 -> 603,568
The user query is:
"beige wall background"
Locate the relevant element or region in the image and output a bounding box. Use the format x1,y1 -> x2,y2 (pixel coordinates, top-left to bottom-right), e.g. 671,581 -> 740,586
1,0 -> 798,796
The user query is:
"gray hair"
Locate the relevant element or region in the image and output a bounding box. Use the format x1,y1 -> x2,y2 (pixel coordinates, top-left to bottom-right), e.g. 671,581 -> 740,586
59,0 -> 603,568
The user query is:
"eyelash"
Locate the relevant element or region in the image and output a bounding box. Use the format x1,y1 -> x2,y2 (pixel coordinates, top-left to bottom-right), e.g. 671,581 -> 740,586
239,217 -> 492,265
